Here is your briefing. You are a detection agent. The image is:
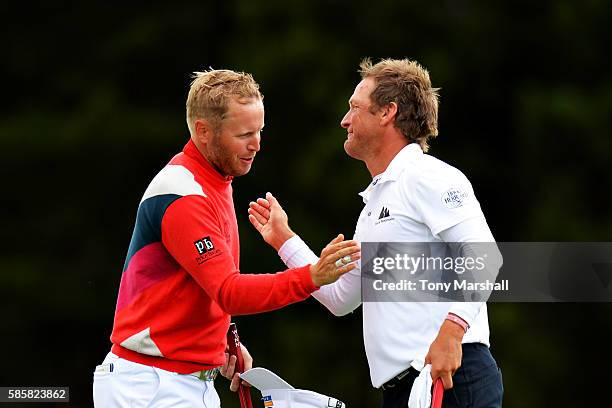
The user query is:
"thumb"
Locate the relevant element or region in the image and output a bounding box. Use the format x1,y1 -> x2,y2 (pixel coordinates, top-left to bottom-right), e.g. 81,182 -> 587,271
266,192 -> 279,208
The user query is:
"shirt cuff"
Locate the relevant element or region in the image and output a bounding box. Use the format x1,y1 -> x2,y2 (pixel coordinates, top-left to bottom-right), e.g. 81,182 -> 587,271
447,302 -> 483,327
278,235 -> 319,269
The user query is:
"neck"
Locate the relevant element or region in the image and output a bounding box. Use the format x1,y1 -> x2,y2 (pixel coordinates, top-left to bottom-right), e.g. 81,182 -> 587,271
364,137 -> 409,178
189,136 -> 232,181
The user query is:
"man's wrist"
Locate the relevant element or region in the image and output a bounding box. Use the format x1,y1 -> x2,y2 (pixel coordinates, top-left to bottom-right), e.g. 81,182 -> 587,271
440,318 -> 466,340
445,313 -> 469,333
271,229 -> 296,251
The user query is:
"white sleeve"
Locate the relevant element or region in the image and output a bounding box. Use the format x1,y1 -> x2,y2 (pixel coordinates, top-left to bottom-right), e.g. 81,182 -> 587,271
278,236 -> 362,316
278,235 -> 319,268
439,216 -> 503,326
411,167 -> 483,236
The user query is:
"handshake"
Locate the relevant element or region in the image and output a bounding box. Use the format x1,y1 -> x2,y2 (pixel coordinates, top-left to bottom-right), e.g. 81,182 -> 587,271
247,192 -> 360,287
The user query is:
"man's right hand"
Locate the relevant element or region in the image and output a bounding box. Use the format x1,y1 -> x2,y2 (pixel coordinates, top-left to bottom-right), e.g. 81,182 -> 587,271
248,192 -> 295,251
248,193 -> 360,286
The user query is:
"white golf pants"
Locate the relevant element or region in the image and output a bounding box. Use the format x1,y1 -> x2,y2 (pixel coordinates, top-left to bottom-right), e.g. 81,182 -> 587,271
93,352 -> 220,407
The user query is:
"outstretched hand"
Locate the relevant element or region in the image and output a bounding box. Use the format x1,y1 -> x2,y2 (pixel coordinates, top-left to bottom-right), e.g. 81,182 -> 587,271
248,192 -> 295,251
310,234 -> 360,287
249,193 -> 360,287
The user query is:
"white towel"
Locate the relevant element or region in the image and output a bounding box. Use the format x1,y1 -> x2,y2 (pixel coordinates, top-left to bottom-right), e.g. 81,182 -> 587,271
408,364 -> 433,408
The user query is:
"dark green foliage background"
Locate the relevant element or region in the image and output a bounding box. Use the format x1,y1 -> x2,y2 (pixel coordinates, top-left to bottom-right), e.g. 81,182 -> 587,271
1,1 -> 611,406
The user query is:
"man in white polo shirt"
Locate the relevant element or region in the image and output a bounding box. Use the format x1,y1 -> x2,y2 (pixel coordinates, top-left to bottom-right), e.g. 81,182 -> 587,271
248,58 -> 503,408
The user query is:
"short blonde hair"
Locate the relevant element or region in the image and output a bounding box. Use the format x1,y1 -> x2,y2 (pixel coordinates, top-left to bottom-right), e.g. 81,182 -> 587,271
359,58 -> 440,152
186,69 -> 262,134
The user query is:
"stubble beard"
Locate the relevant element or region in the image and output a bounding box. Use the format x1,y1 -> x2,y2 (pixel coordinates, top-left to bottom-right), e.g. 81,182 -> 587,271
209,134 -> 250,178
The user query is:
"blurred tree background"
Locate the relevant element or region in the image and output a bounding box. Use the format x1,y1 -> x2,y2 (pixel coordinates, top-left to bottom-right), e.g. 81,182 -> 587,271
1,0 -> 611,406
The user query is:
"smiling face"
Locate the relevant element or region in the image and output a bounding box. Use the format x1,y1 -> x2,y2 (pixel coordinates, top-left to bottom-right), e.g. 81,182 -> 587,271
201,97 -> 265,177
340,78 -> 382,161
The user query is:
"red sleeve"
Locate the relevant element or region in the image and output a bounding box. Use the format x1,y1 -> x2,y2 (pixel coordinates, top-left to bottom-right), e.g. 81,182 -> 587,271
161,195 -> 317,315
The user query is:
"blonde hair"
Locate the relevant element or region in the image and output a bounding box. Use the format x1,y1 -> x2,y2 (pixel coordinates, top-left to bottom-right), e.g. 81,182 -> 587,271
359,58 -> 440,152
186,68 -> 262,134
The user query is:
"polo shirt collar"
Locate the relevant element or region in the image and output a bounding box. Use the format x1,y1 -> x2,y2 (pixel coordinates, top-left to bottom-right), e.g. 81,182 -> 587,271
183,139 -> 233,185
358,143 -> 422,201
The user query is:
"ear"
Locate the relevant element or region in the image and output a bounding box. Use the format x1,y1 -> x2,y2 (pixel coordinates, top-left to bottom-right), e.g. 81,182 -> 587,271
194,119 -> 214,145
379,102 -> 398,127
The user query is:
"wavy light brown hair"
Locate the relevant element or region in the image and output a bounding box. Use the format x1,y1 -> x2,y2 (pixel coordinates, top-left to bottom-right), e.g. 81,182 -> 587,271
359,58 -> 440,152
186,69 -> 263,135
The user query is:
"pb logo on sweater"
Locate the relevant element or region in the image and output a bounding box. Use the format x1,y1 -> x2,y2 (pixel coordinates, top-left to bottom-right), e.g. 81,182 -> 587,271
194,236 -> 221,264
194,236 -> 215,254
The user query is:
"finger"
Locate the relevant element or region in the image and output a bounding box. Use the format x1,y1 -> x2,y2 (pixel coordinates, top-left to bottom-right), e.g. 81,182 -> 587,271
332,261 -> 359,278
330,253 -> 362,272
257,197 -> 271,209
322,234 -> 343,252
440,372 -> 453,390
248,214 -> 264,233
242,348 -> 253,370
266,193 -> 283,210
326,234 -> 344,247
332,246 -> 362,262
219,352 -> 230,377
241,380 -> 252,387
265,192 -> 283,209
323,245 -> 361,266
230,373 -> 240,392
248,208 -> 269,226
226,355 -> 237,379
320,239 -> 358,258
249,202 -> 271,219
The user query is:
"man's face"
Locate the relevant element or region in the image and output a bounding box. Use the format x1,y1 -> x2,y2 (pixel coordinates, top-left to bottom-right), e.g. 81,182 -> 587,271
207,97 -> 264,177
340,78 -> 381,160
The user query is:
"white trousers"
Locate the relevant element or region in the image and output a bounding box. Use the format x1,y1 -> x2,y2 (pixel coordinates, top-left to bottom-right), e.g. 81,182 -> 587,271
93,352 -> 220,408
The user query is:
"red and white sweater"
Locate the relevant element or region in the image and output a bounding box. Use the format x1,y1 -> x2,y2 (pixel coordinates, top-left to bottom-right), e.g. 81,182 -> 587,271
110,139 -> 316,373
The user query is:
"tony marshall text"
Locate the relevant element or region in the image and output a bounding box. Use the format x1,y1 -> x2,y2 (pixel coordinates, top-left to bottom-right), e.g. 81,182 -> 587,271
372,279 -> 509,292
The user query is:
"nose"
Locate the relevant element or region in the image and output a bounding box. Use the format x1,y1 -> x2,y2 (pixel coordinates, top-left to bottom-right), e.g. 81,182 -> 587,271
341,110 -> 351,129
248,132 -> 261,152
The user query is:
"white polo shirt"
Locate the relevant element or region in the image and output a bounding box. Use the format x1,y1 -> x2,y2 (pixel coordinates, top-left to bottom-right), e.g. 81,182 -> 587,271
280,143 -> 494,388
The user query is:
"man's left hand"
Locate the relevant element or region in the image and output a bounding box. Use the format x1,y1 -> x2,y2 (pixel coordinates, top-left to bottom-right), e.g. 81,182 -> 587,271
219,344 -> 253,392
424,320 -> 464,390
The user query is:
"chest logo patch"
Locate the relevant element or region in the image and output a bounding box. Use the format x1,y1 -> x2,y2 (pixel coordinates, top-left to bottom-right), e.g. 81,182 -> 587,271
374,206 -> 395,225
441,188 -> 469,209
378,206 -> 391,220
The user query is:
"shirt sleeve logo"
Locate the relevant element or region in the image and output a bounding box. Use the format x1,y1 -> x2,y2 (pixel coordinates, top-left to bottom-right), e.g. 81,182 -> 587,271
194,236 -> 222,264
194,236 -> 215,254
441,188 -> 469,209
